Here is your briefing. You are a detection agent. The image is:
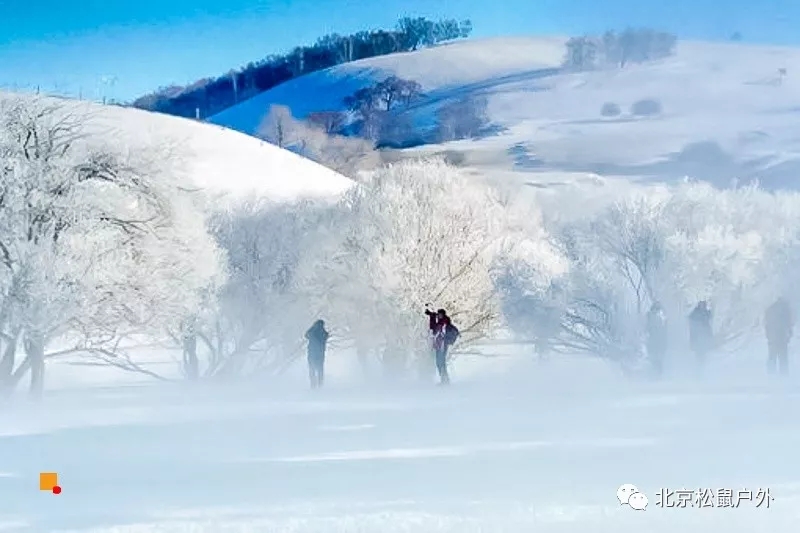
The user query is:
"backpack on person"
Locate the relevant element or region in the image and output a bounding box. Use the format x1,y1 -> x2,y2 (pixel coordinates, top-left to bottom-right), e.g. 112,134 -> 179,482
444,323 -> 460,346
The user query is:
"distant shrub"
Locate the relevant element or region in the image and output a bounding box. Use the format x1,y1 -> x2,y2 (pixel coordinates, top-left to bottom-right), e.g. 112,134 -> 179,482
600,102 -> 622,117
630,99 -> 662,117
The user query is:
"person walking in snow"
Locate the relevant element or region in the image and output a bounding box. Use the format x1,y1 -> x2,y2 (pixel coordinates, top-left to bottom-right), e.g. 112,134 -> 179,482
646,301 -> 668,378
305,319 -> 329,389
425,305 -> 459,385
688,301 -> 713,372
764,297 -> 793,375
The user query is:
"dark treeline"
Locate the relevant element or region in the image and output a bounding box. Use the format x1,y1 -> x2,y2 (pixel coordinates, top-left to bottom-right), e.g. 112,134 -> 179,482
132,17 -> 473,120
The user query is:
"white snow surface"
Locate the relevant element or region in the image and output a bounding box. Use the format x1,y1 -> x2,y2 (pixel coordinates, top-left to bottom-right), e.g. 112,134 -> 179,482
0,92 -> 354,203
2,354 -> 799,532
210,36 -> 800,190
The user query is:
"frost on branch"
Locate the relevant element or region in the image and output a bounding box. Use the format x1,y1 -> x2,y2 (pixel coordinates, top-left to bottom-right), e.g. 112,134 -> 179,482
0,95 -> 225,395
188,199 -> 332,379
256,104 -> 378,178
663,183 -> 800,352
536,182 -> 800,368
304,158 -> 535,375
490,196 -> 569,355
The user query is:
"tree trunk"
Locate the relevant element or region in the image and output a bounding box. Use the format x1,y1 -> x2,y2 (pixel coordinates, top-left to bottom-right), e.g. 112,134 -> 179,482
0,332 -> 18,386
180,316 -> 200,381
24,332 -> 45,400
381,341 -> 406,380
0,331 -> 19,396
183,332 -> 199,381
356,342 -> 371,377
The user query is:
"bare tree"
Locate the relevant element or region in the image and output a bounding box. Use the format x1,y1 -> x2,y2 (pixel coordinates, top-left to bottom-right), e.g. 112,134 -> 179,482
344,77 -> 424,141
307,110 -> 347,134
563,36 -> 600,70
373,77 -> 423,111
256,104 -> 296,148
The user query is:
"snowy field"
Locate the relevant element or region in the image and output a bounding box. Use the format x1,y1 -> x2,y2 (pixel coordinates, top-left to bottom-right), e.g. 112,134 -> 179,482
209,37 -> 800,190
2,355 -> 800,533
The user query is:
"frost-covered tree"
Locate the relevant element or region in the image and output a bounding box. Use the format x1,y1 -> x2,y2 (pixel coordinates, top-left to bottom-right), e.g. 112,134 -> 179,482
303,158 -> 549,375
549,192 -> 671,364
0,96 -> 225,395
527,182 -> 800,371
190,199 -> 333,378
491,212 -> 570,356
293,124 -> 378,179
255,104 -> 377,178
662,183 -> 800,352
257,104 -> 295,148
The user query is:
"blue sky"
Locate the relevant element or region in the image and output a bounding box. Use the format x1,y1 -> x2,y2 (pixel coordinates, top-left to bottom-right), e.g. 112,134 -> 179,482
1,0 -> 797,102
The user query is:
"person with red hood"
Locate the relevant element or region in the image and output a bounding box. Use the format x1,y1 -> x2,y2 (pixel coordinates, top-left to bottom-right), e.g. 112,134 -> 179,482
425,305 -> 459,385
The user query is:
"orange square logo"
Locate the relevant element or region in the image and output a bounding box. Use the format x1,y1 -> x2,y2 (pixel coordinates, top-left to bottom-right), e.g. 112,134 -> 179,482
39,472 -> 58,491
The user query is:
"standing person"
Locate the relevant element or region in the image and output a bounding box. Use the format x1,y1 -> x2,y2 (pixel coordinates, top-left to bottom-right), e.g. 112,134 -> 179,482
646,301 -> 668,378
425,306 -> 459,385
688,301 -> 713,372
305,319 -> 329,389
764,297 -> 793,375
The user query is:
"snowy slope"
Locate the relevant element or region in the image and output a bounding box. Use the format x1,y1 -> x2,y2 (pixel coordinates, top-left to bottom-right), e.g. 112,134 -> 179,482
208,36 -> 566,134
1,92 -> 354,203
210,37 -> 800,190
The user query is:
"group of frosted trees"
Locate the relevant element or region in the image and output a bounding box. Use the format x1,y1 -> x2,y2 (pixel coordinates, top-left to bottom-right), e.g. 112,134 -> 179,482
499,183 -> 800,372
3,95 -> 800,397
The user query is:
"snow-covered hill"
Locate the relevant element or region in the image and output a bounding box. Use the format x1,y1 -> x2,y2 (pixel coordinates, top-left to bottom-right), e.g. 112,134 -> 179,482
1,92 -> 354,203
208,36 -> 566,134
209,36 -> 800,190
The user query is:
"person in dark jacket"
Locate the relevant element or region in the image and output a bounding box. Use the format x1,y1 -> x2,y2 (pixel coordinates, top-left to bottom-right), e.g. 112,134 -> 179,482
764,297 -> 793,375
688,301 -> 713,371
305,319 -> 329,389
425,306 -> 456,385
646,301 -> 668,378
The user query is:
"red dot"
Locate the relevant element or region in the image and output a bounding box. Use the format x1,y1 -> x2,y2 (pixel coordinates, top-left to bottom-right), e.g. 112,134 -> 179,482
52,486 -> 61,495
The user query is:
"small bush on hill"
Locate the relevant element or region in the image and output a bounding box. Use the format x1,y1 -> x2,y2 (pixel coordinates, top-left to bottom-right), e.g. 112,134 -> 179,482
600,102 -> 622,117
